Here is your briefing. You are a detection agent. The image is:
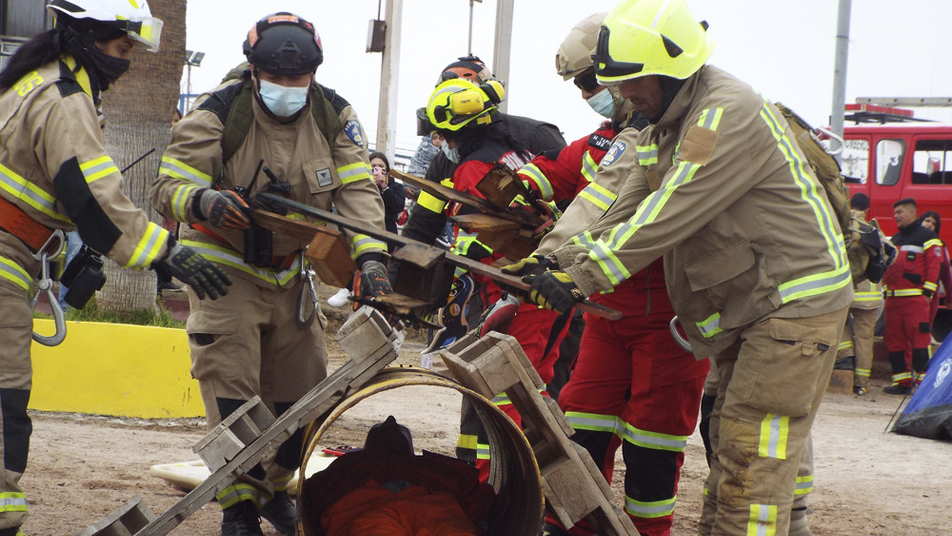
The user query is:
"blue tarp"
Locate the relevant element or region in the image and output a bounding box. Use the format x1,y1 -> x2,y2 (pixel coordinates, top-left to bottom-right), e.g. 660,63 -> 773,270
891,339 -> 952,439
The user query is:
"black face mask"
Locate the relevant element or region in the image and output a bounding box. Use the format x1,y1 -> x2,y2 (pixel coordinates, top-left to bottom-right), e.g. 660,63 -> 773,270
83,43 -> 130,92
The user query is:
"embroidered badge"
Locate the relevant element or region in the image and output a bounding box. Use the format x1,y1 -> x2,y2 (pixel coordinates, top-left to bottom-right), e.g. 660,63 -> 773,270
601,141 -> 627,167
344,119 -> 365,147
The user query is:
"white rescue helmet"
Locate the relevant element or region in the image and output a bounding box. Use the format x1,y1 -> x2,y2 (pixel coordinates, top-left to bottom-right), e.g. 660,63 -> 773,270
555,13 -> 607,81
47,0 -> 164,52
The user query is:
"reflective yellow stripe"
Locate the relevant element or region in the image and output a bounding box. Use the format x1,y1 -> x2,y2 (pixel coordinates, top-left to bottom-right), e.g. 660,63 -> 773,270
761,102 -> 846,273
925,238 -> 943,251
170,183 -> 200,221
923,281 -> 938,292
0,255 -> 32,291
838,340 -> 854,352
855,367 -> 871,378
626,495 -> 676,519
697,107 -> 724,130
123,222 -> 169,269
581,151 -> 599,183
350,234 -> 387,259
854,290 -> 882,302
518,164 -> 554,201
79,156 -> 119,183
747,504 -> 778,536
0,164 -> 71,222
159,155 -> 212,187
0,491 -> 28,514
778,263 -> 852,304
417,190 -> 448,213
886,288 -> 923,297
892,371 -> 912,383
758,413 -> 789,460
577,182 -> 617,211
794,474 -> 814,496
456,433 -> 478,451
338,162 -> 372,184
696,311 -> 723,338
181,240 -> 299,286
216,482 -> 260,509
62,55 -> 92,97
636,144 -> 658,165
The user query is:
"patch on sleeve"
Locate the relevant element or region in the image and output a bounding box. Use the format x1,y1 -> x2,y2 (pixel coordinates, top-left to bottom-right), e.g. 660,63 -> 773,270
344,119 -> 365,147
678,125 -> 719,165
600,140 -> 627,168
587,133 -> 613,151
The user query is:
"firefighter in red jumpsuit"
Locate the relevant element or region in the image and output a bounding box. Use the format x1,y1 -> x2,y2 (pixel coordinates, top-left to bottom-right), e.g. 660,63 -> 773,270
883,198 -> 942,394
502,14 -> 709,536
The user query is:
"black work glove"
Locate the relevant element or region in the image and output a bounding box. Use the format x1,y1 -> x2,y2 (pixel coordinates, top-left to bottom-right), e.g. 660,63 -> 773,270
154,238 -> 231,300
528,270 -> 585,313
359,260 -> 393,298
501,254 -> 556,279
199,189 -> 252,230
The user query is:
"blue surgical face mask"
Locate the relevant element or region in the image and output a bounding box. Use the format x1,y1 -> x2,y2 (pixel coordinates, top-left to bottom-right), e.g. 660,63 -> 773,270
586,88 -> 617,119
441,141 -> 460,163
258,79 -> 309,118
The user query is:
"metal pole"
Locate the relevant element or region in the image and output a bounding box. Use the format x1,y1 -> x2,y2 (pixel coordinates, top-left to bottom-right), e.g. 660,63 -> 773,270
468,0 -> 474,55
186,63 -> 192,111
492,0 -> 514,114
375,0 -> 402,158
830,0 -> 852,145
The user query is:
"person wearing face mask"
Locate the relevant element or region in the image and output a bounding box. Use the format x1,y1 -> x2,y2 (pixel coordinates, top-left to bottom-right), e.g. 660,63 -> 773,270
503,14 -> 708,536
0,2 -> 232,535
151,12 -> 391,536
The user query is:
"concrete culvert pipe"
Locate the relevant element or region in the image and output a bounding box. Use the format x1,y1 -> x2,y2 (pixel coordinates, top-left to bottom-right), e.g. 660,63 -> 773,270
295,367 -> 544,536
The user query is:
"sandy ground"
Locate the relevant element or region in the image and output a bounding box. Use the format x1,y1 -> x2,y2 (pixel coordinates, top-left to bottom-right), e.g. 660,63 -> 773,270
18,301 -> 952,536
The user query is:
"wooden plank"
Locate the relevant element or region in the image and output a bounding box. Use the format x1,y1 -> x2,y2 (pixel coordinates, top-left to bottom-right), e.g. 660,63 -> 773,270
451,213 -> 522,232
74,496 -> 156,536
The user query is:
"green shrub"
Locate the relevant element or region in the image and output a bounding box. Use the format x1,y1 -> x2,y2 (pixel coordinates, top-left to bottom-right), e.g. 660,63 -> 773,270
33,297 -> 184,328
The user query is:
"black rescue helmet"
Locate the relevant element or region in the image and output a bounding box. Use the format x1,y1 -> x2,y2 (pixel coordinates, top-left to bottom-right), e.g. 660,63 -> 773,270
242,12 -> 323,76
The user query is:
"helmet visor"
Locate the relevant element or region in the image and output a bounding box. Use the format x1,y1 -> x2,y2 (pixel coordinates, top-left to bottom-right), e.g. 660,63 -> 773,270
122,17 -> 163,52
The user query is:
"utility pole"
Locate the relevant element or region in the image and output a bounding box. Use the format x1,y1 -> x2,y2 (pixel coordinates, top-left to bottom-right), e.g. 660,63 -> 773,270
493,0 -> 514,113
373,0 -> 402,158
830,0 -> 852,146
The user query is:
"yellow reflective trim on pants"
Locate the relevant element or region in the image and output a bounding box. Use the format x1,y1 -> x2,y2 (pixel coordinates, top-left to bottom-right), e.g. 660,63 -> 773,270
838,340 -> 854,352
79,155 -> 119,183
216,482 -> 261,510
626,495 -> 676,519
758,413 -> 789,460
159,155 -> 212,187
624,422 -> 689,452
794,474 -> 814,496
417,190 -> 448,213
747,504 -> 778,536
0,491 -> 27,513
892,371 -> 912,384
123,222 -> 169,269
338,161 -> 372,184
855,367 -> 871,378
0,255 -> 32,291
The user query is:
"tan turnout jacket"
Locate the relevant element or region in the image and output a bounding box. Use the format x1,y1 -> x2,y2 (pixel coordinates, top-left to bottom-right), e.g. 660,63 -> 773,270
0,55 -> 169,292
151,78 -> 387,288
552,65 -> 854,358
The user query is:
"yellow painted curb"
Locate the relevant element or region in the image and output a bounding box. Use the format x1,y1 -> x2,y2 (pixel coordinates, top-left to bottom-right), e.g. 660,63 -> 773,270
30,319 -> 204,418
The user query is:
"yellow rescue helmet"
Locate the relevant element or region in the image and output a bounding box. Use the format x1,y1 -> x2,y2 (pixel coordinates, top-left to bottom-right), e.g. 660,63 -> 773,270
594,0 -> 713,85
555,13 -> 606,81
425,78 -> 505,132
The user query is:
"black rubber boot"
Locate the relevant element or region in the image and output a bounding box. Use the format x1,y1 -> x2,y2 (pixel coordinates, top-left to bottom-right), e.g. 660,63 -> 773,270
220,500 -> 263,536
259,491 -> 296,535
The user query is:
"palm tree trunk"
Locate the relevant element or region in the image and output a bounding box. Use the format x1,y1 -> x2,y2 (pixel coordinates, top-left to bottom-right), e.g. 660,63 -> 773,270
97,0 -> 186,314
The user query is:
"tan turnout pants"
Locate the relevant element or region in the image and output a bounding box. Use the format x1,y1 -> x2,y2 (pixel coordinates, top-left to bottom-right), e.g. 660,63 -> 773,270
698,308 -> 846,536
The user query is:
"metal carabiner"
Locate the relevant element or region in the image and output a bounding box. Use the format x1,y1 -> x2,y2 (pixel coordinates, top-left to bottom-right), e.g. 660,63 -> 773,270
669,315 -> 693,354
31,229 -> 67,346
296,251 -> 319,329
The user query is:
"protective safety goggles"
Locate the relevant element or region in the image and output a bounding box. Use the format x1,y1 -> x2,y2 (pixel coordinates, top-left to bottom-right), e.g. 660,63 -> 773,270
118,17 -> 163,52
573,69 -> 600,92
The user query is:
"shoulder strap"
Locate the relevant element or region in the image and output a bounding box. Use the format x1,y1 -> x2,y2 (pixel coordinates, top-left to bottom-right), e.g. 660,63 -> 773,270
211,75 -> 347,167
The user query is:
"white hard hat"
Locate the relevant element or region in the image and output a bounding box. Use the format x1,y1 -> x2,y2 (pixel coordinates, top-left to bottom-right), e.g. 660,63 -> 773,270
47,0 -> 163,52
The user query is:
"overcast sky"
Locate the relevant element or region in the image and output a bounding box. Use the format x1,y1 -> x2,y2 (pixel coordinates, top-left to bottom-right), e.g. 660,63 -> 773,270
183,0 -> 952,160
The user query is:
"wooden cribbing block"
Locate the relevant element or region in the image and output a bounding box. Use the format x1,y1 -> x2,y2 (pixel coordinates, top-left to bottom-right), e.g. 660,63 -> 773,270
74,496 -> 156,536
193,397 -> 275,473
337,306 -> 396,362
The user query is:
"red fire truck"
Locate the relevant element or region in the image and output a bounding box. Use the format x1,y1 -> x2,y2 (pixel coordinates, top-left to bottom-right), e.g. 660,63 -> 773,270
839,100 -> 952,337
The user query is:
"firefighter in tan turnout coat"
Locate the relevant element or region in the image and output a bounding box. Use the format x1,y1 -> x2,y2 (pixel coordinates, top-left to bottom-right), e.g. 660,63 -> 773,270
0,2 -> 231,535
522,1 -> 853,534
151,12 -> 390,536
